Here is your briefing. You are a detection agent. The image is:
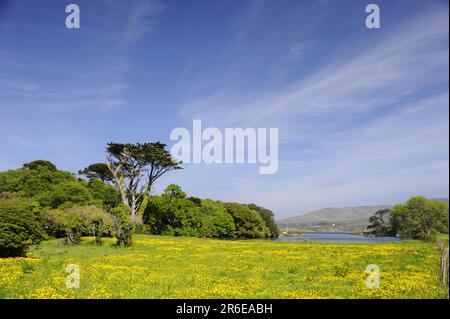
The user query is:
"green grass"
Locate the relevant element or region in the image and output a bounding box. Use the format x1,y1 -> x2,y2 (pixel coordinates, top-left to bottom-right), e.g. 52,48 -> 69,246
0,235 -> 447,298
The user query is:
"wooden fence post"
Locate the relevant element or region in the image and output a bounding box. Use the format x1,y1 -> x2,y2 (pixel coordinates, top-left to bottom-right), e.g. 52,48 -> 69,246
440,247 -> 449,298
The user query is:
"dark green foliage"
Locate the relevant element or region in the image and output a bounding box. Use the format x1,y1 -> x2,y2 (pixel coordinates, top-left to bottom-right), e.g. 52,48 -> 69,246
247,203 -> 280,238
48,207 -> 86,244
0,167 -> 76,197
389,196 -> 449,241
145,194 -> 202,236
366,208 -> 392,237
0,193 -> 46,257
87,179 -> 120,208
23,160 -> 57,172
225,203 -> 270,238
0,165 -> 118,210
110,204 -> 135,247
187,196 -> 202,207
145,193 -> 234,238
1,159 -> 280,250
145,185 -> 277,239
0,161 -> 122,250
79,163 -> 113,182
199,200 -> 235,238
46,205 -> 112,245
40,207 -> 66,238
35,181 -> 93,208
86,207 -> 113,245
163,184 -> 186,201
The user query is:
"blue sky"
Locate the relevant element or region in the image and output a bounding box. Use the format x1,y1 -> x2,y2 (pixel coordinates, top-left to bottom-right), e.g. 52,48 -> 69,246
0,0 -> 448,218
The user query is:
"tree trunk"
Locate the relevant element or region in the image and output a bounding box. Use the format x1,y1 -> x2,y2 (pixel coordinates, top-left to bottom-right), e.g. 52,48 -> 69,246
115,224 -> 133,247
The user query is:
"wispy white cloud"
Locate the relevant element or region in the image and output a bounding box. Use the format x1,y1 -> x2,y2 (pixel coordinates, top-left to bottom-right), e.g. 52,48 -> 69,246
174,6 -> 449,217
288,41 -> 312,58
0,79 -> 129,113
179,7 -> 449,134
120,0 -> 163,47
0,77 -> 38,93
179,93 -> 448,218
0,0 -> 163,114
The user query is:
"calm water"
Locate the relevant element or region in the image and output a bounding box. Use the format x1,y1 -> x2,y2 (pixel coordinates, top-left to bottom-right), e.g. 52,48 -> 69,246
275,232 -> 400,243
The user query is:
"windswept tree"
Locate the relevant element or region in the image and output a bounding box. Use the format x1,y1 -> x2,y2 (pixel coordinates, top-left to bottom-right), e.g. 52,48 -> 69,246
101,142 -> 182,246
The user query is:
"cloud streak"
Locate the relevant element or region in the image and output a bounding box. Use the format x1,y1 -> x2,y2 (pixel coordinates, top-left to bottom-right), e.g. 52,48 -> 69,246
179,7 -> 449,133
174,5 -> 449,217
186,93 -> 449,217
120,0 -> 163,47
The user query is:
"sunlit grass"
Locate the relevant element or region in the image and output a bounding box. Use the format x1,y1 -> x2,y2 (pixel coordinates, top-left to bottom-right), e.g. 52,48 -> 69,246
0,235 -> 447,298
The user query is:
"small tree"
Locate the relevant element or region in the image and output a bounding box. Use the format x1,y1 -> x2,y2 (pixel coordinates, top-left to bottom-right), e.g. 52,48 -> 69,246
50,206 -> 89,245
85,206 -> 113,245
109,205 -> 136,246
163,184 -> 186,201
48,205 -> 112,245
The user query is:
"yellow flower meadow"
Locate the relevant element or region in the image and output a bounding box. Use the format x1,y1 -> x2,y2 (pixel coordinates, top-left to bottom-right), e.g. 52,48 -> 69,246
0,235 -> 447,299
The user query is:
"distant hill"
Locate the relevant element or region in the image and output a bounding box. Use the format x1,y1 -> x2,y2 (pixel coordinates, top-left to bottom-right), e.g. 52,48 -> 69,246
277,205 -> 392,231
433,198 -> 449,204
278,198 -> 449,232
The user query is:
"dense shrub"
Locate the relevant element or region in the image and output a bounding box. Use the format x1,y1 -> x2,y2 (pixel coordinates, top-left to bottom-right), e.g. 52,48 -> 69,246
48,206 -> 87,244
46,205 -> 112,245
225,203 -> 270,238
247,204 -> 280,238
199,200 -> 235,238
0,193 -> 46,257
23,160 -> 57,172
187,196 -> 202,206
86,179 -> 120,208
35,181 -> 93,208
86,206 -> 114,245
0,164 -> 118,209
0,164 -> 75,197
145,195 -> 202,236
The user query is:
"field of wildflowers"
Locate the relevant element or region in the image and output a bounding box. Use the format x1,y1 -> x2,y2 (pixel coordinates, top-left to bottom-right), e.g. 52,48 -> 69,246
0,235 -> 447,299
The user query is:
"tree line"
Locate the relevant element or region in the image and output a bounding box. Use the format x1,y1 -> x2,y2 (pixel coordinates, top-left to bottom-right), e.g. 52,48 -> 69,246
0,142 -> 279,257
366,196 -> 449,241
